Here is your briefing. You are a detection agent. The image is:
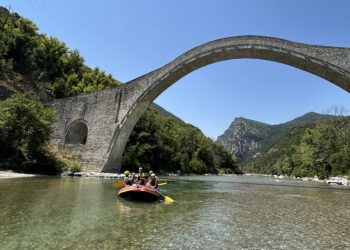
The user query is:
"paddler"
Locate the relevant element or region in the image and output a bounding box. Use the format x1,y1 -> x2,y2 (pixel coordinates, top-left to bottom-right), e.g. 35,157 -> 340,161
132,173 -> 138,185
138,167 -> 145,185
147,173 -> 159,189
123,171 -> 132,186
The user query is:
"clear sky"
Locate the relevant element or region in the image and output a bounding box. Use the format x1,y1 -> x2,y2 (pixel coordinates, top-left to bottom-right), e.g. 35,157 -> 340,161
3,0 -> 350,138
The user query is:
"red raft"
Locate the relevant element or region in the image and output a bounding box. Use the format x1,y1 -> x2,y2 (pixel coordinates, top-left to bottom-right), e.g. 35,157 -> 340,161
118,185 -> 161,201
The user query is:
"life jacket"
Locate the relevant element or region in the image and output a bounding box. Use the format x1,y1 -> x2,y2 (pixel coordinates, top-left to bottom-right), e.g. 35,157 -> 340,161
124,177 -> 132,185
149,177 -> 158,188
138,173 -> 145,184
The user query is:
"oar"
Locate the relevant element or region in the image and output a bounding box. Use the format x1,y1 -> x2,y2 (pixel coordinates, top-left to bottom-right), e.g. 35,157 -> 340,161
112,179 -> 124,188
160,193 -> 174,204
158,182 -> 167,186
158,187 -> 174,204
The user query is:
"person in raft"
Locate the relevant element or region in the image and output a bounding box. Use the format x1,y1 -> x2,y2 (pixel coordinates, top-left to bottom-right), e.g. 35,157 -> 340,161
132,173 -> 138,185
147,173 -> 159,189
123,171 -> 132,186
138,167 -> 145,185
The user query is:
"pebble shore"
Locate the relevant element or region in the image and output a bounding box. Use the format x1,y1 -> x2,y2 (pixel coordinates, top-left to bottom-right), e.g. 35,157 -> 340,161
244,173 -> 349,186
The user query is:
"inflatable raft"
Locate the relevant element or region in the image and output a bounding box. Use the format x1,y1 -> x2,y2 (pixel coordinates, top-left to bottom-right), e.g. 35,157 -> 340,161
118,185 -> 161,201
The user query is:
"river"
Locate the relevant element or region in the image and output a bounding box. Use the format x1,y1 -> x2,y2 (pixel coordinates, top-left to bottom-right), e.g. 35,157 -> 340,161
0,175 -> 349,249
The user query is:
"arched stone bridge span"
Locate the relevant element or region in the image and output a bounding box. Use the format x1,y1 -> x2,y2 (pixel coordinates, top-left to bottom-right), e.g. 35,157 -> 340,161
50,35 -> 350,172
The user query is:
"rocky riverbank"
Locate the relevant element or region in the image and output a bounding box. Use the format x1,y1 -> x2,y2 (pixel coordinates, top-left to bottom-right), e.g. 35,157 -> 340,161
244,173 -> 349,186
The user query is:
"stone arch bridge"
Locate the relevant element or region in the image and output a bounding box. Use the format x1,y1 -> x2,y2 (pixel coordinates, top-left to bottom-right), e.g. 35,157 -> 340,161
50,35 -> 350,172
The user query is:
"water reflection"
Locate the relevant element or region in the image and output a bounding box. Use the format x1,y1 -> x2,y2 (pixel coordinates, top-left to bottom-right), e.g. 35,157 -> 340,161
115,199 -> 163,219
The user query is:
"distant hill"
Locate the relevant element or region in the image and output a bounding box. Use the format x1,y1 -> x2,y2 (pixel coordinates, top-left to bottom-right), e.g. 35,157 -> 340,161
217,112 -> 328,163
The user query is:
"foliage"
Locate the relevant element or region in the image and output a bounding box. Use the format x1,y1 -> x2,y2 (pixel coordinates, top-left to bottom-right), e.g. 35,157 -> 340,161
0,93 -> 64,174
243,116 -> 350,178
68,162 -> 82,173
0,7 -> 120,98
122,108 -> 241,175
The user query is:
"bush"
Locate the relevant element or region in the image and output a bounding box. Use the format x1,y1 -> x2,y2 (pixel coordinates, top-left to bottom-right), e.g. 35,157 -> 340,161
0,93 -> 61,174
68,162 -> 82,173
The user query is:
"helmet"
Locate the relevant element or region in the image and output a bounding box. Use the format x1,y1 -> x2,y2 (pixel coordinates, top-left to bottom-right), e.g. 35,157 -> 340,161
149,170 -> 153,174
151,173 -> 156,177
124,171 -> 129,176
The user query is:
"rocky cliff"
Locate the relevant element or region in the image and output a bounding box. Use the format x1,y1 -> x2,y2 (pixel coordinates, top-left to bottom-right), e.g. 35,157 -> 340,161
217,112 -> 327,163
217,118 -> 271,161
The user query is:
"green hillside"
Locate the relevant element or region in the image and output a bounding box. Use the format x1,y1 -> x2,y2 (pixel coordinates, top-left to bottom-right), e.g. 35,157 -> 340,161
150,103 -> 183,121
122,108 -> 241,174
243,115 -> 350,178
0,7 -> 120,100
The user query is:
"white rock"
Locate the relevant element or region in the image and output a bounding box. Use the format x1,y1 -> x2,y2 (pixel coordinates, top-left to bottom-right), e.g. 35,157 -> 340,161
326,176 -> 349,185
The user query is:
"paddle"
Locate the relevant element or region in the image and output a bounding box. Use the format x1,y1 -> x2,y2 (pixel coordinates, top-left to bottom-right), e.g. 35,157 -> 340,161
112,179 -> 124,189
159,193 -> 174,204
156,184 -> 174,204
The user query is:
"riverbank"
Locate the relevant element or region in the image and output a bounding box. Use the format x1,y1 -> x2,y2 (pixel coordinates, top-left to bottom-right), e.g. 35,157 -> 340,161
0,170 -> 44,178
244,173 -> 349,186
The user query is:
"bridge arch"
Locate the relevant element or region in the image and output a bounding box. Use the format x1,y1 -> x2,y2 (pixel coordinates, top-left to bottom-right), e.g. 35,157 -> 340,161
65,119 -> 88,145
49,35 -> 348,172
103,36 -> 350,172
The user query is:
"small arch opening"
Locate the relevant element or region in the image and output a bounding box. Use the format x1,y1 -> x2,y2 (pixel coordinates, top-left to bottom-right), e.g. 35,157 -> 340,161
65,120 -> 88,145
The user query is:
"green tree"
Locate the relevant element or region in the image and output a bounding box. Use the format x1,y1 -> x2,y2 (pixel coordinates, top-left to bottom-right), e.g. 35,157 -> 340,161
0,94 -> 62,174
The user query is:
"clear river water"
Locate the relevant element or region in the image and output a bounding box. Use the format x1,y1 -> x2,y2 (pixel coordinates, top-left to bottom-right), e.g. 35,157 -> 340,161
0,175 -> 349,249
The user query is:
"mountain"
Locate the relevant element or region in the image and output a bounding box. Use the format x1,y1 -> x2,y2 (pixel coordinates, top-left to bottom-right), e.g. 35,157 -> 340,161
217,112 -> 327,163
217,117 -> 271,161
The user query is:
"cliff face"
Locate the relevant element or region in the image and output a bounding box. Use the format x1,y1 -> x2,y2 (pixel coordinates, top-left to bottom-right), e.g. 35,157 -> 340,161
217,113 -> 326,163
217,117 -> 271,161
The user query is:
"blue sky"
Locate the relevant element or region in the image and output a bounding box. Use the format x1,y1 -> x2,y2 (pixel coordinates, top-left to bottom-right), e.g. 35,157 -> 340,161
3,0 -> 350,138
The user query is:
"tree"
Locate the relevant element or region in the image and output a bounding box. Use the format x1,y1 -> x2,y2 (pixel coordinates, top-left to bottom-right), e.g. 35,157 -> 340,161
0,94 -> 61,173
